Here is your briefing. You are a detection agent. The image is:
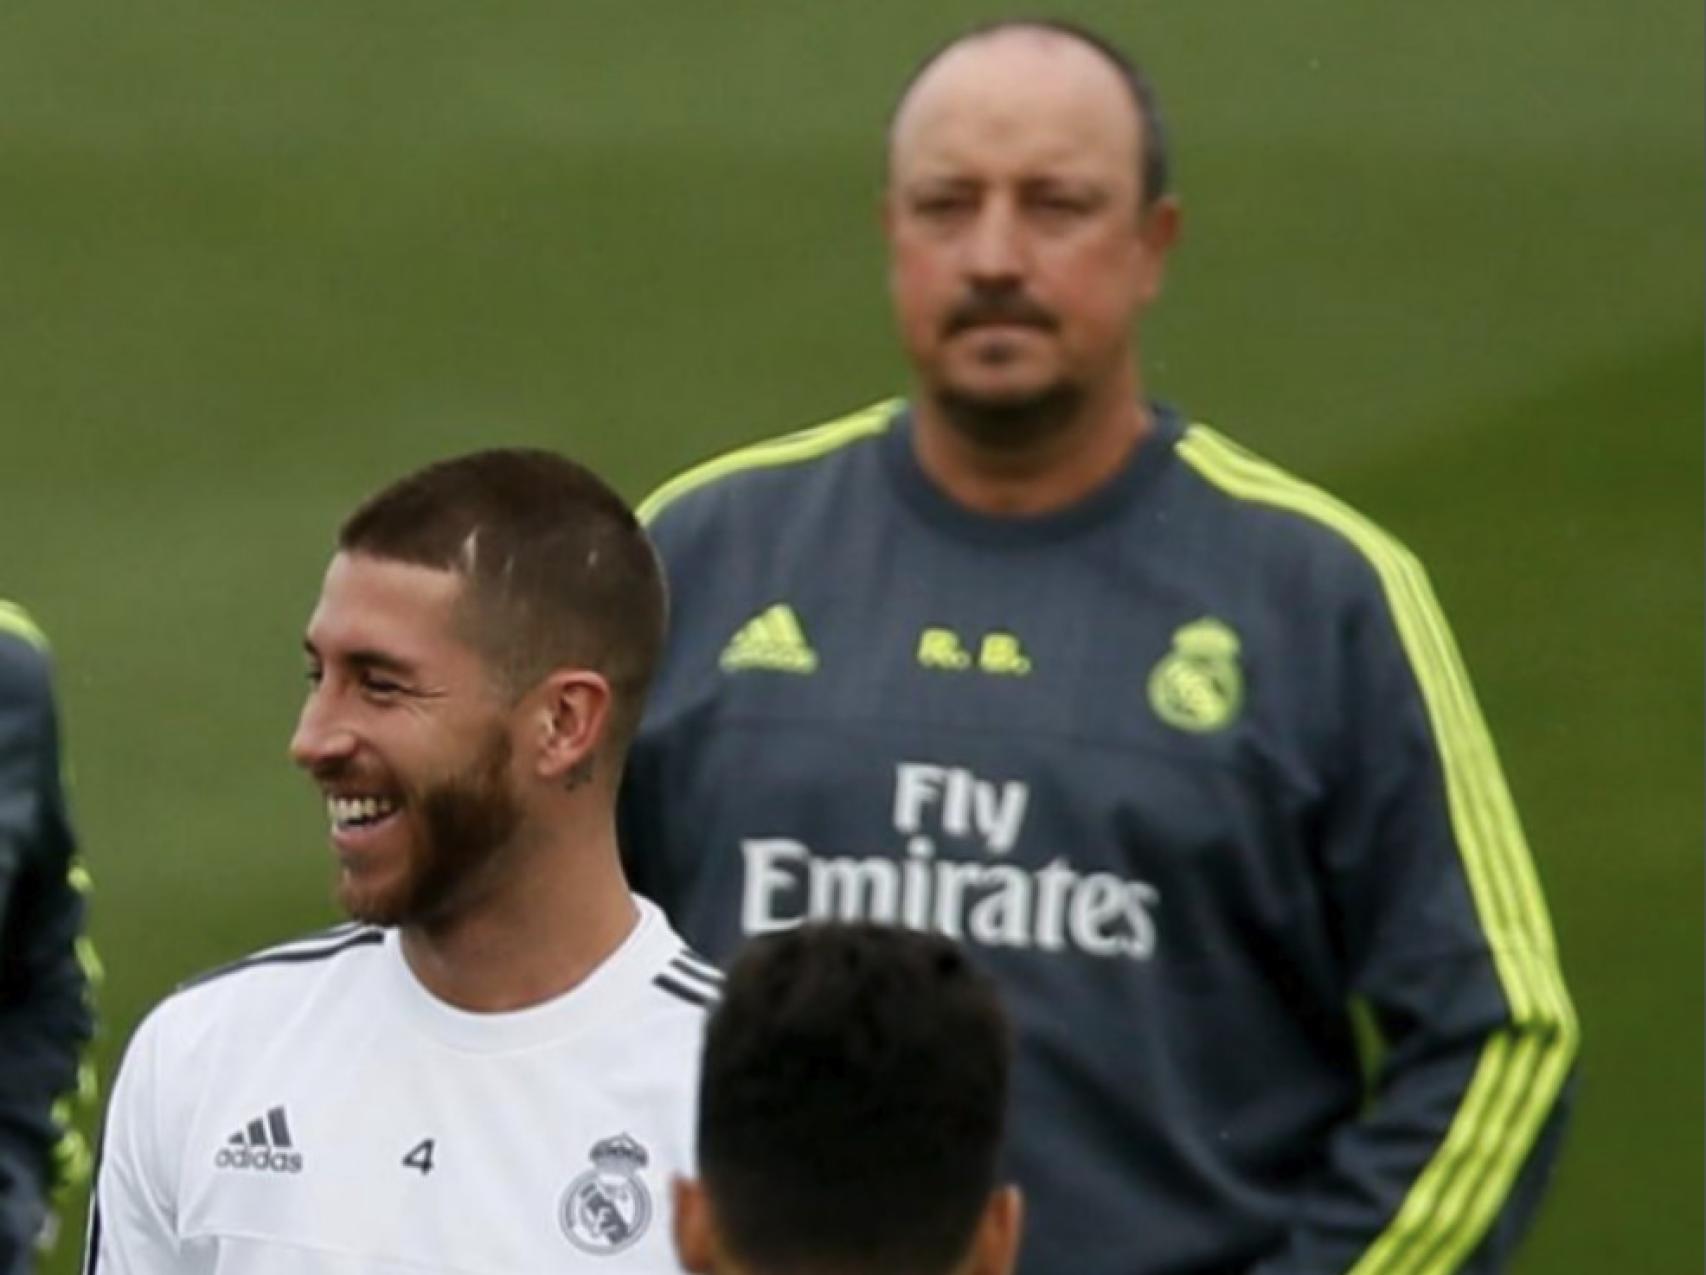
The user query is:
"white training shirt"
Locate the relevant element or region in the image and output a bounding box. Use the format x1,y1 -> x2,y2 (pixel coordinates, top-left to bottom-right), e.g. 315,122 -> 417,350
86,897 -> 716,1274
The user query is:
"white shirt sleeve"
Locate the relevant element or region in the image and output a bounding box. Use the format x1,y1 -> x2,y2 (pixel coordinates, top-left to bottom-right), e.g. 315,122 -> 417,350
84,1008 -> 182,1275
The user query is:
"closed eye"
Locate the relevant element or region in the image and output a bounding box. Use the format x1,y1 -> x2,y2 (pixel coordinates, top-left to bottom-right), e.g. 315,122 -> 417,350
1026,191 -> 1096,219
912,195 -> 975,217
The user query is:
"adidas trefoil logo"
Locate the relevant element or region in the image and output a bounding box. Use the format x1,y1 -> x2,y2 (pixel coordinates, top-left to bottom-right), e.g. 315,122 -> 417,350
720,604 -> 818,675
214,1105 -> 304,1174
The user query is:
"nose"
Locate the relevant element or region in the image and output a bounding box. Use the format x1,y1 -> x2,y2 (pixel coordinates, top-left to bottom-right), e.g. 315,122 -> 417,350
289,688 -> 357,775
965,198 -> 1025,282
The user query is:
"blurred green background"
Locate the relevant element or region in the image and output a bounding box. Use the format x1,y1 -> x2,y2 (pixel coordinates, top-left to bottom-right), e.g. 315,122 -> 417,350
3,1 -> 1698,1270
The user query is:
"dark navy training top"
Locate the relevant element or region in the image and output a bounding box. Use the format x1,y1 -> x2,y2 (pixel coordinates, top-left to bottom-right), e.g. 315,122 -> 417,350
0,605 -> 94,1254
622,400 -> 1576,1275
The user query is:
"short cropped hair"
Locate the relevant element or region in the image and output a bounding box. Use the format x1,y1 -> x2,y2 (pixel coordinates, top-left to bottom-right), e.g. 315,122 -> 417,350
338,448 -> 665,761
699,925 -> 1012,1275
891,17 -> 1171,208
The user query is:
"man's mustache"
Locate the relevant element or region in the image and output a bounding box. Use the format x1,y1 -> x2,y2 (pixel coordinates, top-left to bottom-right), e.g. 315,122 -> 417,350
944,291 -> 1058,336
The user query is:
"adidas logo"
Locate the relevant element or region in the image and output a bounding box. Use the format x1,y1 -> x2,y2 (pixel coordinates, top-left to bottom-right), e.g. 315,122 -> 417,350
720,604 -> 818,674
214,1106 -> 304,1174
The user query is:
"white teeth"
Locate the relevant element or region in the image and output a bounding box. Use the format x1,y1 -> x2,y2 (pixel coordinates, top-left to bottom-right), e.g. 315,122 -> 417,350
326,796 -> 398,827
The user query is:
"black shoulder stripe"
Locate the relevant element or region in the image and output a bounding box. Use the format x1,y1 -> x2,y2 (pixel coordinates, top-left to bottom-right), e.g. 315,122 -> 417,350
674,949 -> 725,980
247,925 -> 383,964
668,957 -> 723,991
653,973 -> 717,1010
177,928 -> 385,993
231,920 -> 367,961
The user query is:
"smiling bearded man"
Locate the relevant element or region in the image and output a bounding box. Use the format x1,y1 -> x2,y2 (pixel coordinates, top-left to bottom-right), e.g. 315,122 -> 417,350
88,449 -> 716,1275
294,551 -> 525,933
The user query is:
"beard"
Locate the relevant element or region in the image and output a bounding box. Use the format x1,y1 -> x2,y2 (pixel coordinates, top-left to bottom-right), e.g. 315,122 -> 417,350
933,377 -> 1086,452
338,724 -> 523,930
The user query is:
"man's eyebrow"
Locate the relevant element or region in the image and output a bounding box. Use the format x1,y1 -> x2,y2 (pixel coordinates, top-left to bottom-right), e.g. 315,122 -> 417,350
1020,173 -> 1104,188
301,639 -> 417,678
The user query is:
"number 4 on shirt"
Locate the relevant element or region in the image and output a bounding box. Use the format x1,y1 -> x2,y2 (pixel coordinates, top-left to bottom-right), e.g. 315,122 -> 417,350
402,1138 -> 436,1176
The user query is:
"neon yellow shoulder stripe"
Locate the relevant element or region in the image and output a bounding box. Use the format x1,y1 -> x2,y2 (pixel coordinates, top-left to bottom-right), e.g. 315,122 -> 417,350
637,399 -> 901,525
0,600 -> 49,651
49,908 -> 100,1195
1177,423 -> 1578,1275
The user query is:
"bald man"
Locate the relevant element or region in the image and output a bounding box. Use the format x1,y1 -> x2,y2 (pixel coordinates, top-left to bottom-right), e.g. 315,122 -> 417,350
623,20 -> 1577,1275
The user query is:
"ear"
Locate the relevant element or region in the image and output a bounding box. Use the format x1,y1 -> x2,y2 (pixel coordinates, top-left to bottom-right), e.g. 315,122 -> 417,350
960,1185 -> 1024,1275
672,1176 -> 716,1274
528,669 -> 613,787
1135,194 -> 1181,305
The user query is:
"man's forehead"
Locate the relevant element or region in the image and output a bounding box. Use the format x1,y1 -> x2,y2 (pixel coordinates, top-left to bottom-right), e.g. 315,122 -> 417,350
890,31 -> 1140,181
306,552 -> 466,648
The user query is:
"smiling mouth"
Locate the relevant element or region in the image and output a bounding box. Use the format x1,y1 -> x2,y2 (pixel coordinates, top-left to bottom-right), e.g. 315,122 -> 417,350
326,795 -> 401,831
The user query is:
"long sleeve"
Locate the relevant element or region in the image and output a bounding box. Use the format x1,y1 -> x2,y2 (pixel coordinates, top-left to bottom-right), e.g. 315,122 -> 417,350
0,619 -> 95,1270
1253,550 -> 1579,1275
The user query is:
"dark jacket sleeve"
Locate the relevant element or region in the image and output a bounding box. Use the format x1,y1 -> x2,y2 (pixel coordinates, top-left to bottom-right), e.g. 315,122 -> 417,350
617,742 -> 674,915
620,486 -> 715,921
1253,551 -> 1578,1275
0,628 -> 94,1268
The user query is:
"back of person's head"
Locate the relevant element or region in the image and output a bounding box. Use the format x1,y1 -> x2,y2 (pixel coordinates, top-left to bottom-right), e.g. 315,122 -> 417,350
676,924 -> 1020,1275
337,447 -> 666,763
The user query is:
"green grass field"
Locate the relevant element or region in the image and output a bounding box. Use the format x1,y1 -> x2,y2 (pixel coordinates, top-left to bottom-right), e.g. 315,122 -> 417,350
3,2 -> 1699,1270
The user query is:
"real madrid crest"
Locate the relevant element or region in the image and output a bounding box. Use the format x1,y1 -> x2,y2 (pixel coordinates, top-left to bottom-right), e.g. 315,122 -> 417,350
1147,618 -> 1243,733
560,1133 -> 653,1256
